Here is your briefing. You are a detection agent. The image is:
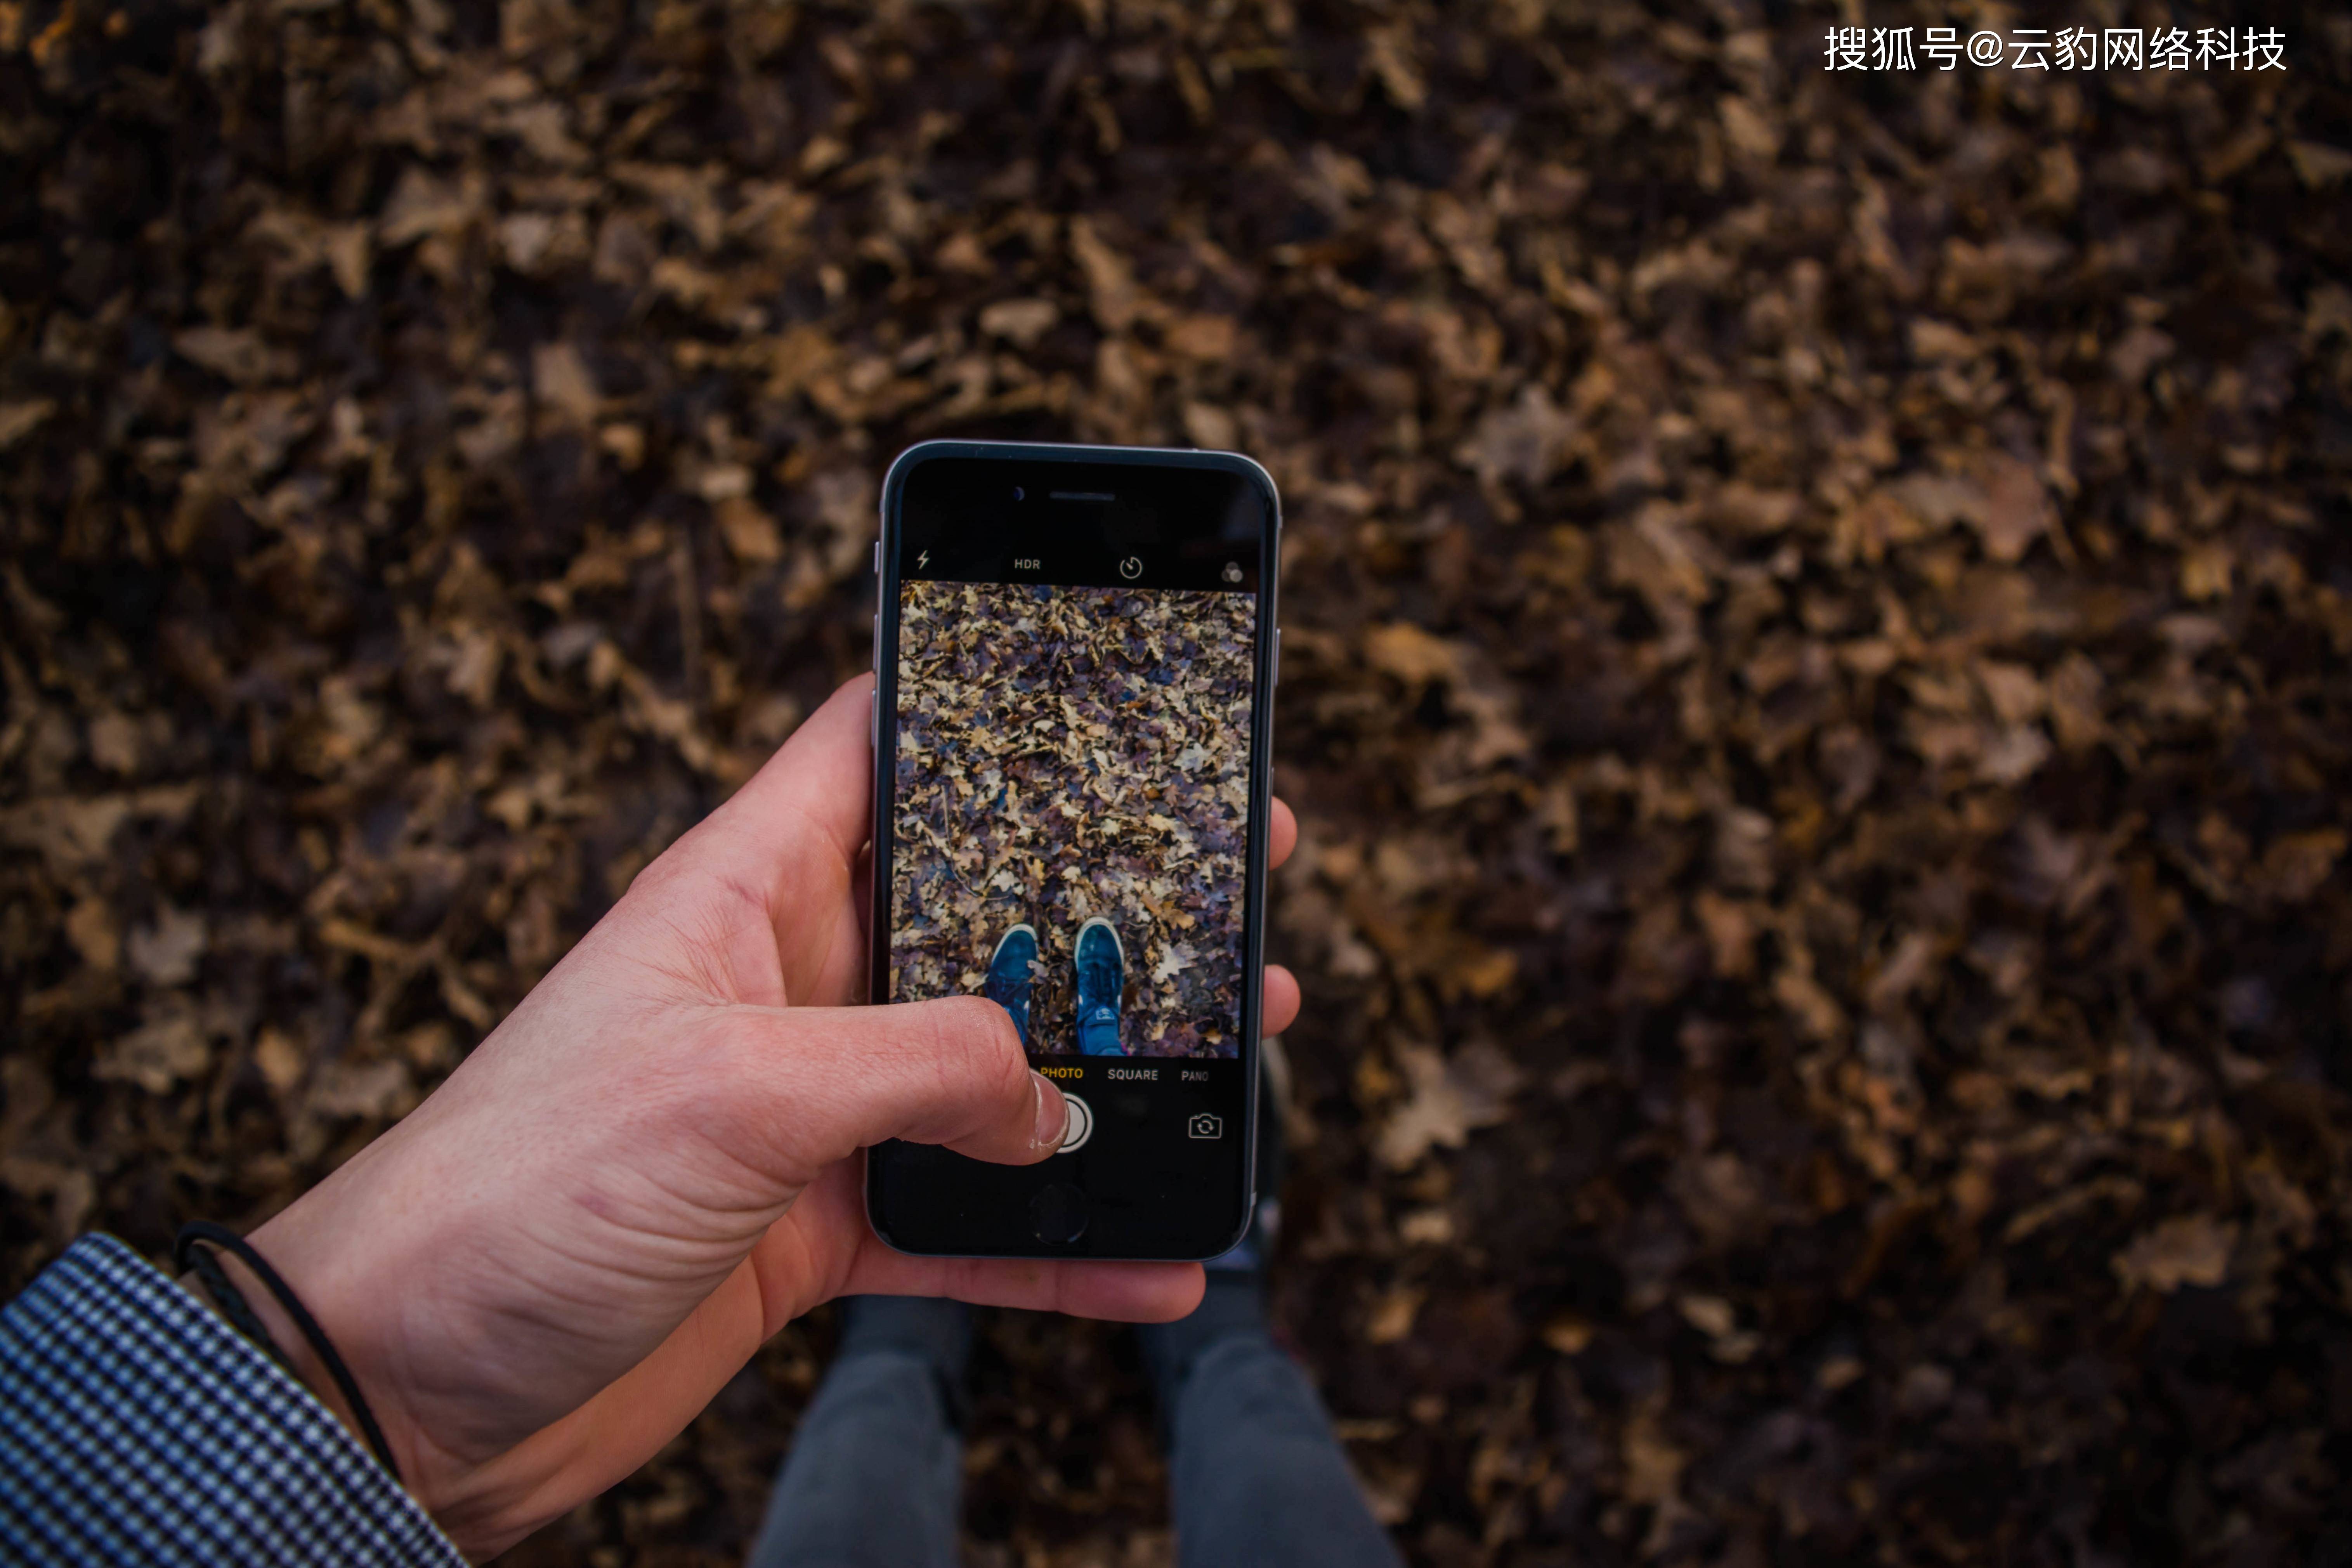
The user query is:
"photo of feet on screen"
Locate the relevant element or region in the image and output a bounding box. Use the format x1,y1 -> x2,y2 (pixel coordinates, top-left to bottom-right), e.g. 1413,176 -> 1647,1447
890,581 -> 1255,1058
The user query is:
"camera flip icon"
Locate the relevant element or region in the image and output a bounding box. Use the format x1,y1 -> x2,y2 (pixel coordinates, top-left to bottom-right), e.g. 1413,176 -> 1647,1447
1186,1112 -> 1224,1140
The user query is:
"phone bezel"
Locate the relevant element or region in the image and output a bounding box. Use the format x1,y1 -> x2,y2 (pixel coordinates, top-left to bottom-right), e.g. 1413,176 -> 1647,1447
863,440 -> 1281,1261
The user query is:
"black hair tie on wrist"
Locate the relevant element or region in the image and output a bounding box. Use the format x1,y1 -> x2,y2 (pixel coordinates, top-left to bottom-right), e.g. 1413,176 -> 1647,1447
180,1242 -> 295,1375
175,1221 -> 404,1487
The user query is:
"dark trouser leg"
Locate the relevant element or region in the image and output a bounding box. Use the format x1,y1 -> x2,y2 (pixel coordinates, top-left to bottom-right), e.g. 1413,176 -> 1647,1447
746,1298 -> 970,1568
1143,1279 -> 1405,1568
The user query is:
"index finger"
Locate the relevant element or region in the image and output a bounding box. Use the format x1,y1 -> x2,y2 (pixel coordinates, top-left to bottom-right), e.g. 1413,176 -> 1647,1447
701,673 -> 876,869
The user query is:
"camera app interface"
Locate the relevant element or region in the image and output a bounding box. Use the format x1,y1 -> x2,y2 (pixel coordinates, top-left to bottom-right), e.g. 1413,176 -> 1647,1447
890,580 -> 1255,1058
875,456 -> 1267,1252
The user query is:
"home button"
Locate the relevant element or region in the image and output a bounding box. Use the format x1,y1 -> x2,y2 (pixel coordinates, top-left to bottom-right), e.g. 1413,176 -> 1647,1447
1030,1183 -> 1089,1245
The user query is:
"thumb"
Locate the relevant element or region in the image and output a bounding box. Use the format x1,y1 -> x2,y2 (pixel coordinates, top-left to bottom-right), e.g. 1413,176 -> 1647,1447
737,995 -> 1067,1173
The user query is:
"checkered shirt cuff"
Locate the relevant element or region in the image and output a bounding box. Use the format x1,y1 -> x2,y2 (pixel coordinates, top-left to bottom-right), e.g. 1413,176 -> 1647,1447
0,1233 -> 463,1566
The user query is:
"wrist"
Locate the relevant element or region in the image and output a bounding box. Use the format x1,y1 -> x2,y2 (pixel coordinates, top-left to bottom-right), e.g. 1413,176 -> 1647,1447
177,1252 -> 350,1422
175,1228 -> 423,1502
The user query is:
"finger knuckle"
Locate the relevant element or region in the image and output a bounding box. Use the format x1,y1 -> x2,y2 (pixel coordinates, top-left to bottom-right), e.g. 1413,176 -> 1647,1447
928,996 -> 1026,1099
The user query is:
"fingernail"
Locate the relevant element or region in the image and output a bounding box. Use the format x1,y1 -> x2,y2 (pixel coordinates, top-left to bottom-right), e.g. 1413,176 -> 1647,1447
1030,1072 -> 1067,1150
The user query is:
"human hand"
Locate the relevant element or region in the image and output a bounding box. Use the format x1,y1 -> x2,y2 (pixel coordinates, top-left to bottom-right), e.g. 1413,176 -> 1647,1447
222,675 -> 1303,1556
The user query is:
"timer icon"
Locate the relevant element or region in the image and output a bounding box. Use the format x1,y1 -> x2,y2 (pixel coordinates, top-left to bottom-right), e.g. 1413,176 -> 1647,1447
1119,556 -> 1143,580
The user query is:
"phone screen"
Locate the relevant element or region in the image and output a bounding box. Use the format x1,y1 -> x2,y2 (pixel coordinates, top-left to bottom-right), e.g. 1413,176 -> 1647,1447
869,449 -> 1275,1258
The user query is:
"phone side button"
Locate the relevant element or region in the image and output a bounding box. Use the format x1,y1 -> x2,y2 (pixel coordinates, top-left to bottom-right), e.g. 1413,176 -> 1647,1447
1271,626 -> 1280,689
1030,1183 -> 1089,1245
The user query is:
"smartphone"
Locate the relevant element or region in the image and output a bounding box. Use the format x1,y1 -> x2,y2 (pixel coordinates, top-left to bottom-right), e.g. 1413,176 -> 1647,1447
864,441 -> 1280,1260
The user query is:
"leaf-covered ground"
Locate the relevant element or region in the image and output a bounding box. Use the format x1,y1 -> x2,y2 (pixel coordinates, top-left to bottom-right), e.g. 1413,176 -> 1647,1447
4,1 -> 2350,1565
889,580 -> 1255,1058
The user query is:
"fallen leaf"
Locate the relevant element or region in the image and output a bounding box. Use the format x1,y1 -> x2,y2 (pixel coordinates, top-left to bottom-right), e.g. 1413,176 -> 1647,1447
1366,1283 -> 1426,1344
978,297 -> 1059,347
1376,1044 -> 1519,1169
127,906 -> 208,987
1454,385 -> 1577,489
98,1013 -> 212,1093
1362,623 -> 1464,687
2113,1212 -> 2238,1294
0,399 -> 56,449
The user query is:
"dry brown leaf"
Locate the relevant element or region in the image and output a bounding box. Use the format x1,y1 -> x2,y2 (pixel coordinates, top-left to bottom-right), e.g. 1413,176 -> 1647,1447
1376,1044 -> 1520,1169
2113,1213 -> 2238,1294
97,1013 -> 212,1094
1361,622 -> 1463,687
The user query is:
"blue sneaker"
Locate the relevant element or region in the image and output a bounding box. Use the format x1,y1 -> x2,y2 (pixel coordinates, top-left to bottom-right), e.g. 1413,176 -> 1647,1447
1074,917 -> 1125,1056
982,923 -> 1038,1046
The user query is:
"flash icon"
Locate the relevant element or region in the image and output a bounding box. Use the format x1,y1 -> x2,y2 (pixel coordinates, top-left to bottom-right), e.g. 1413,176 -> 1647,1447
916,550 -> 930,570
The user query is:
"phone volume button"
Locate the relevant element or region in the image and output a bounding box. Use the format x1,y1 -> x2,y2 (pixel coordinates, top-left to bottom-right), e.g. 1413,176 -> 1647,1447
1271,627 -> 1281,689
